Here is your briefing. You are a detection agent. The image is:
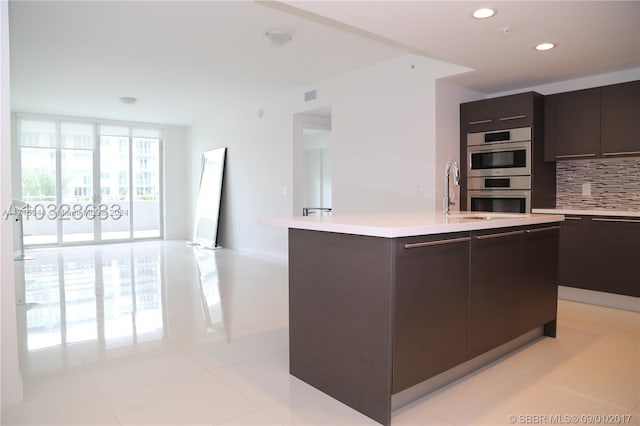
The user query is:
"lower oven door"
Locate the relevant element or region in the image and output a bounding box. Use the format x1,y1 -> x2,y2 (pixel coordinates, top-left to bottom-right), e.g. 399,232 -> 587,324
467,190 -> 531,213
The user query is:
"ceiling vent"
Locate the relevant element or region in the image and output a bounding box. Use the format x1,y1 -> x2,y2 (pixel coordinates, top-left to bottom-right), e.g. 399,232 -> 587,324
304,89 -> 317,102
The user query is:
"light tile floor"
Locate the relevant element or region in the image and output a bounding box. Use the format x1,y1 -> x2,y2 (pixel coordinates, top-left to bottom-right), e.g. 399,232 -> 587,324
3,241 -> 638,425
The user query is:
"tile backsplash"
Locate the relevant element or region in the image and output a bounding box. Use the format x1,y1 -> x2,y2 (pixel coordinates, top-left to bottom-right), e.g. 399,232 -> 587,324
556,158 -> 640,210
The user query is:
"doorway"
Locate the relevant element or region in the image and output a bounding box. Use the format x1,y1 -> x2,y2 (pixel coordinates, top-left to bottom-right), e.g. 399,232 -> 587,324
293,112 -> 332,217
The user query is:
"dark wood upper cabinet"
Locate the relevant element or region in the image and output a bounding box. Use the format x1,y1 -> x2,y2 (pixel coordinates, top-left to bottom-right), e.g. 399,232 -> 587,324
545,87 -> 601,161
601,80 -> 640,157
461,92 -> 536,134
545,80 -> 640,161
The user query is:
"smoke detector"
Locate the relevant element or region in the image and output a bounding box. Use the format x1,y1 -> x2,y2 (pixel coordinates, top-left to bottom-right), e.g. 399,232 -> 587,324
263,30 -> 292,47
119,96 -> 137,105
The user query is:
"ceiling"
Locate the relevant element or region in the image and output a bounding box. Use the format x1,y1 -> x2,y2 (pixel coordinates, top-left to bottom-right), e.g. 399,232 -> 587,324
8,1 -> 404,126
9,1 -> 640,126
279,0 -> 640,93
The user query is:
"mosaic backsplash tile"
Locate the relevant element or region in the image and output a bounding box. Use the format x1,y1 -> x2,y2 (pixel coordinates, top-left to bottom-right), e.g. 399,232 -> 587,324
556,158 -> 640,210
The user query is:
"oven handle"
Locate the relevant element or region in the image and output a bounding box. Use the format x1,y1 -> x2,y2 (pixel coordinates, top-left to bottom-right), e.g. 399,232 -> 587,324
467,141 -> 531,152
467,190 -> 531,198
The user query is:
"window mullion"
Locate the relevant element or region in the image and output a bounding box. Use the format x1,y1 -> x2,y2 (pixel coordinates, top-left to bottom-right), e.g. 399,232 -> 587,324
128,134 -> 134,240
93,122 -> 101,241
55,121 -> 62,245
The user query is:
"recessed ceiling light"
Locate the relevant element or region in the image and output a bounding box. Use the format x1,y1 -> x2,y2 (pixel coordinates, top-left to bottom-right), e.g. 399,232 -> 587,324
535,42 -> 556,51
119,96 -> 137,105
472,8 -> 496,19
263,30 -> 292,47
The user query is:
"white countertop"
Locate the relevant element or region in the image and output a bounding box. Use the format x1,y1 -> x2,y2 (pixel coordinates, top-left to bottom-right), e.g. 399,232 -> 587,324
259,211 -> 565,238
532,208 -> 640,218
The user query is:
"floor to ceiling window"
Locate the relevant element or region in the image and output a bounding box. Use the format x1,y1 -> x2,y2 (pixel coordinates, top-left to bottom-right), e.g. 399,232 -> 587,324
17,115 -> 163,246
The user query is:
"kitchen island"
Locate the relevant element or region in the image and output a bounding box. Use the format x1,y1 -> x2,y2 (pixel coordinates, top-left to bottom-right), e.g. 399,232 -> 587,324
262,211 -> 564,426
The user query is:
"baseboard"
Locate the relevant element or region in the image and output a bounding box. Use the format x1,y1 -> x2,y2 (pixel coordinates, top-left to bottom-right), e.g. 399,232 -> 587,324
391,327 -> 544,412
558,286 -> 640,312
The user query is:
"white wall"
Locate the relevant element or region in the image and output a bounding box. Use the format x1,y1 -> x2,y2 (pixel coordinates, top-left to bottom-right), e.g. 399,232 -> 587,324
435,79 -> 484,212
324,56 -> 468,215
162,125 -> 188,240
1,0 -> 24,410
188,54 -> 469,260
188,96 -> 296,261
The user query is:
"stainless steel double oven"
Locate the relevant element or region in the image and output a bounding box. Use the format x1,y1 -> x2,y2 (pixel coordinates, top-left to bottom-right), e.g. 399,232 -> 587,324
467,127 -> 532,213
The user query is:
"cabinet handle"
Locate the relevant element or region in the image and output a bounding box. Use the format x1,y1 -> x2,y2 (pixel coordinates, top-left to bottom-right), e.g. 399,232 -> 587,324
564,216 -> 582,220
602,151 -> 640,157
468,119 -> 492,125
404,236 -> 470,249
525,225 -> 561,233
592,218 -> 640,224
499,114 -> 526,121
475,230 -> 524,240
555,153 -> 597,159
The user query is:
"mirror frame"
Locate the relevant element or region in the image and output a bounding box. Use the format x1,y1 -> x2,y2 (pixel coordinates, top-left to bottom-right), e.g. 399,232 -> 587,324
192,147 -> 227,248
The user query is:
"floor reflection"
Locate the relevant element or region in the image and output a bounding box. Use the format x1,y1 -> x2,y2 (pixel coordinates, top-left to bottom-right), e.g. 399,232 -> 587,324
193,246 -> 227,336
15,242 -> 226,376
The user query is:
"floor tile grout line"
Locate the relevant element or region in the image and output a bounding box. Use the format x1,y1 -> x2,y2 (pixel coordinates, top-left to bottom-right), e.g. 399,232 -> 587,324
85,360 -> 124,425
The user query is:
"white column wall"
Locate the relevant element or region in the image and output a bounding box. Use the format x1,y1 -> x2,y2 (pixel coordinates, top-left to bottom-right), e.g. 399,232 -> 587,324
435,79 -> 485,213
1,0 -> 24,410
162,125 -> 189,240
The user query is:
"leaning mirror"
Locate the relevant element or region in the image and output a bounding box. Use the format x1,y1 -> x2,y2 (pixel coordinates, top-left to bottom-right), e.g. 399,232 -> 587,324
192,147 -> 227,249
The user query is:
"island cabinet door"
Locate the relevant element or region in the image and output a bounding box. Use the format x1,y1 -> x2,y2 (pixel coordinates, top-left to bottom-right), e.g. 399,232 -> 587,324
588,217 -> 640,297
469,227 -> 522,359
519,224 -> 560,336
558,216 -> 590,288
393,232 -> 470,394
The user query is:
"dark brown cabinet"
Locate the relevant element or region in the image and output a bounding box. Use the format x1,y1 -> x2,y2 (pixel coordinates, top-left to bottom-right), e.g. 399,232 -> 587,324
558,216 -> 590,288
558,215 -> 640,297
545,80 -> 640,161
520,224 -> 560,335
469,224 -> 560,358
289,222 -> 560,426
461,92 -> 536,133
544,88 -> 600,161
601,80 -> 640,157
469,228 -> 522,358
588,217 -> 640,297
393,233 -> 470,393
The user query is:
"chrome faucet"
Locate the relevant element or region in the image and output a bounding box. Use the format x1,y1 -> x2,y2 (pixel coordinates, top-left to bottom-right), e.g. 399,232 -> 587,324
443,160 -> 460,215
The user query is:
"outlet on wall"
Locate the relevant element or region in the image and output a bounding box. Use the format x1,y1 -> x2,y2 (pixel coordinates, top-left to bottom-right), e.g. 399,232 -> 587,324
582,182 -> 591,196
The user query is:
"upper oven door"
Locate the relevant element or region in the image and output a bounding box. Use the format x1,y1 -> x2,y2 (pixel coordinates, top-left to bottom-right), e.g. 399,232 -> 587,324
467,141 -> 531,177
